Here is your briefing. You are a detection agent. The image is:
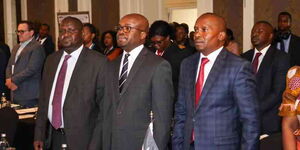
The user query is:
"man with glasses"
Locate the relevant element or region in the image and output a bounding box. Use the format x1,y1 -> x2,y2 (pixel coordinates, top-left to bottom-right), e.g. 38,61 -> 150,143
102,13 -> 174,150
149,20 -> 195,98
6,21 -> 45,107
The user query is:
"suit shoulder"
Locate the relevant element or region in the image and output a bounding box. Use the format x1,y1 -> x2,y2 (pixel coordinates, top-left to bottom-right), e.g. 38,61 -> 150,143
241,49 -> 254,58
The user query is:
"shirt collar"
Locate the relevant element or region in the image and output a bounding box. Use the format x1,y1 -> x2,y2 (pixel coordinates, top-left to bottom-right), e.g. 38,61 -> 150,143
254,44 -> 270,57
200,46 -> 223,62
62,45 -> 83,60
20,37 -> 34,46
123,44 -> 144,59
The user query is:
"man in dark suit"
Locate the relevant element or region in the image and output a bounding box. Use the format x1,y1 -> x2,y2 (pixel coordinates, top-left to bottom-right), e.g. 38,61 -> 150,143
102,13 -> 174,150
36,23 -> 55,57
149,20 -> 195,98
273,11 -> 300,66
242,21 -> 290,134
6,21 -> 45,107
172,13 -> 260,150
34,17 -> 105,150
0,42 -> 10,95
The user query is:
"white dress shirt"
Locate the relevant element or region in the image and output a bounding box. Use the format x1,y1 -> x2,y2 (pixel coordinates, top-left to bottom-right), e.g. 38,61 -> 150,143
252,44 -> 270,72
195,46 -> 223,88
119,45 -> 144,77
48,45 -> 83,128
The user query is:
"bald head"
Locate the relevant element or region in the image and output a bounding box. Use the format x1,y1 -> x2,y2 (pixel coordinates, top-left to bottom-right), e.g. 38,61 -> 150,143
194,13 -> 227,55
117,13 -> 149,52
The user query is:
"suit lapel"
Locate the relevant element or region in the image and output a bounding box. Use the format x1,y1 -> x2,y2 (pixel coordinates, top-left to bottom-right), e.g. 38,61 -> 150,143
195,49 -> 227,111
189,53 -> 200,110
256,46 -> 275,75
120,48 -> 147,95
112,54 -> 122,104
15,40 -> 33,64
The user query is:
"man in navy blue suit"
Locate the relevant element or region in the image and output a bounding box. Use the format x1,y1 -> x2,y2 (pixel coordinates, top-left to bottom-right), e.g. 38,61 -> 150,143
172,13 -> 260,150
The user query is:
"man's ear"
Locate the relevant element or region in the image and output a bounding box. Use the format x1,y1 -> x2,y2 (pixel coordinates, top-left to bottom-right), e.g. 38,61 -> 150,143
218,31 -> 226,41
140,32 -> 147,40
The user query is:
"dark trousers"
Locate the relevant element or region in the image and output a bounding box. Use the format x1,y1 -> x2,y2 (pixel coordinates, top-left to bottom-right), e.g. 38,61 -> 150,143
50,126 -> 67,150
190,141 -> 195,150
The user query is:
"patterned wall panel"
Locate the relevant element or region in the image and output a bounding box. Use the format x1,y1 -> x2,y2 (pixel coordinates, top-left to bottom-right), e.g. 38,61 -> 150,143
213,0 -> 243,52
255,0 -> 300,36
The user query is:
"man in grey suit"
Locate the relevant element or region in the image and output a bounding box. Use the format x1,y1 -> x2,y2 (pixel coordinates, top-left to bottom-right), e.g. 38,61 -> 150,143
6,21 -> 45,107
34,17 -> 106,150
102,13 -> 174,150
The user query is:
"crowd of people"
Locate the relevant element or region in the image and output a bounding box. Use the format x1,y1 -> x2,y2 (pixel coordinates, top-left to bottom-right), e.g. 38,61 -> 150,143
0,10 -> 300,150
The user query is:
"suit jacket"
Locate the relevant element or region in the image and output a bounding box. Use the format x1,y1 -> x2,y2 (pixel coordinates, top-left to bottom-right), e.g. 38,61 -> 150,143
6,39 -> 45,103
102,47 -> 174,150
0,42 -> 10,94
272,34 -> 300,66
172,48 -> 260,150
242,46 -> 290,134
34,47 -> 106,150
41,35 -> 55,57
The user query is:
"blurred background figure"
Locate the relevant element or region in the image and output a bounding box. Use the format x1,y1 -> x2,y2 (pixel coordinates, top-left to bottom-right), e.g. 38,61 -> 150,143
189,31 -> 195,47
35,23 -> 55,57
100,30 -> 122,61
83,23 -> 101,53
225,28 -> 240,56
175,23 -> 190,49
0,37 -> 10,97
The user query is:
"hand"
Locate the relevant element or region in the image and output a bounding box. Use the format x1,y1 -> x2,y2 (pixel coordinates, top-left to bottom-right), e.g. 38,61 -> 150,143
10,82 -> 18,91
5,78 -> 18,91
5,78 -> 12,89
33,141 -> 44,150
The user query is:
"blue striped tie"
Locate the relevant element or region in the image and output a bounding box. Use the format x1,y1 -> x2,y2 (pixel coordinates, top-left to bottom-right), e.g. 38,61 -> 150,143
119,53 -> 130,92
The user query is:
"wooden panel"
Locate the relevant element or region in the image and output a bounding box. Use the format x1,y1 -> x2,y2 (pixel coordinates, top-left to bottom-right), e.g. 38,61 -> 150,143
255,0 -> 300,35
27,0 -> 55,39
214,0 -> 243,52
68,0 -> 77,11
92,0 -> 119,36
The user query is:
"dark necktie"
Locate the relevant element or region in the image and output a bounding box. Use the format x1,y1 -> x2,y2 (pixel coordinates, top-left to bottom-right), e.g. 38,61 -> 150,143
280,40 -> 285,52
119,53 -> 130,92
192,57 -> 209,141
252,52 -> 262,74
52,55 -> 71,129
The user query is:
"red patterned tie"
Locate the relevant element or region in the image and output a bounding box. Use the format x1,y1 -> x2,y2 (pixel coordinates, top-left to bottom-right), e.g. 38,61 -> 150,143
192,57 -> 209,141
252,52 -> 262,74
156,50 -> 164,56
52,55 -> 71,129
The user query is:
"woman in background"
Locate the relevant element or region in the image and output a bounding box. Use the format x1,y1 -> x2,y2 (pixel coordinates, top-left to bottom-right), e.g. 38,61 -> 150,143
280,66 -> 300,150
100,30 -> 122,61
225,28 -> 240,56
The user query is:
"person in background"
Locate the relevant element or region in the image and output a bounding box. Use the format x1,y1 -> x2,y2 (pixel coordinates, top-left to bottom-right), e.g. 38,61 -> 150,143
225,28 -> 240,56
100,30 -> 122,61
82,23 -> 102,53
175,23 -> 190,49
149,20 -> 195,98
242,21 -> 290,135
279,66 -> 300,150
6,21 -> 45,107
172,13 -> 260,150
34,17 -> 105,150
273,11 -> 300,66
189,31 -> 195,47
0,40 -> 10,95
36,23 -> 55,57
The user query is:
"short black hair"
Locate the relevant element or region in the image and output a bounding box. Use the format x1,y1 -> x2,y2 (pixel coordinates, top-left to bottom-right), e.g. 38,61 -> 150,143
149,20 -> 172,38
40,23 -> 50,31
18,21 -> 35,31
226,28 -> 234,41
176,23 -> 189,34
278,11 -> 292,22
100,30 -> 117,48
255,20 -> 274,31
83,23 -> 97,34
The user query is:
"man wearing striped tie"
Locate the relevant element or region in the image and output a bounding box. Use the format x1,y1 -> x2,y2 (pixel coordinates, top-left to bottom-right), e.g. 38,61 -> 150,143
102,13 -> 174,150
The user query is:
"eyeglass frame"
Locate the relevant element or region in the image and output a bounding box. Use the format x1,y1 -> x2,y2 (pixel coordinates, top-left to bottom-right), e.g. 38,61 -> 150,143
15,30 -> 31,34
114,25 -> 144,33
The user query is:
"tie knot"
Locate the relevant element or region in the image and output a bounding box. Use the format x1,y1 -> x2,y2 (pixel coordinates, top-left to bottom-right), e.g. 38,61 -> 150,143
255,52 -> 262,58
201,57 -> 209,65
125,53 -> 130,58
64,55 -> 71,61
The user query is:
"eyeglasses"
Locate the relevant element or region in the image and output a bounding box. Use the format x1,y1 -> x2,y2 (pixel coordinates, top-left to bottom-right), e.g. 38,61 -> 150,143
114,25 -> 144,33
15,30 -> 29,34
59,29 -> 79,35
